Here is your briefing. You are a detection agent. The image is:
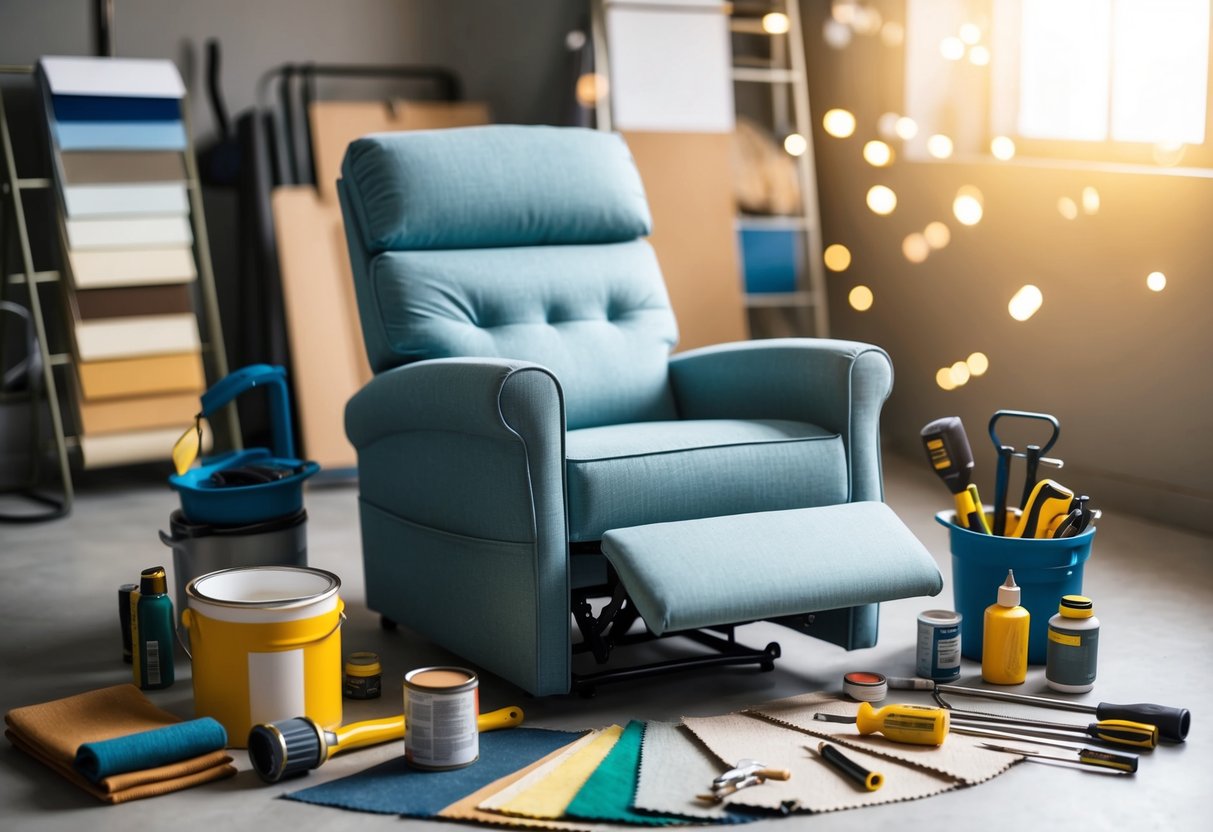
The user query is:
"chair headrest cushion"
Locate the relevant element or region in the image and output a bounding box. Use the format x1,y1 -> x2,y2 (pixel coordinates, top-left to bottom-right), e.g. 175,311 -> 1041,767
341,125 -> 652,253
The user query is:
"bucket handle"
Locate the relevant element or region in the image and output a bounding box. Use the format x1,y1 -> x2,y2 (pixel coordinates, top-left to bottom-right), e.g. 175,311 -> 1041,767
176,605 -> 347,660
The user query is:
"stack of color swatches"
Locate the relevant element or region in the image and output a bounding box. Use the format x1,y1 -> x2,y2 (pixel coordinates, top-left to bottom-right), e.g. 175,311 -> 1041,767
38,57 -> 206,468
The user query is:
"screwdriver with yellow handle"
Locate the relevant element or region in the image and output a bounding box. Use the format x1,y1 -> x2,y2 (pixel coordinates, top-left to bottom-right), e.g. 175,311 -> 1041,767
813,702 -> 950,746
948,710 -> 1159,748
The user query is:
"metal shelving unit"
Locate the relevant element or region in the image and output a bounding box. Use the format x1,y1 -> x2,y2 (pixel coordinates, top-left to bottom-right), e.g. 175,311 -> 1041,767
0,65 -> 237,520
731,0 -> 829,337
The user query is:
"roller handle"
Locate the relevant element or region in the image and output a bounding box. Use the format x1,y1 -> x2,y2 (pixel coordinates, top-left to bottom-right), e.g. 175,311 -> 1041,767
756,767 -> 791,781
478,705 -> 526,732
333,714 -> 405,755
1096,703 -> 1190,742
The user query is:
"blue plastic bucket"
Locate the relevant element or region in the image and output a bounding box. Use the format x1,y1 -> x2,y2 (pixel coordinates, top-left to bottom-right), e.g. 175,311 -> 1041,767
936,511 -> 1095,664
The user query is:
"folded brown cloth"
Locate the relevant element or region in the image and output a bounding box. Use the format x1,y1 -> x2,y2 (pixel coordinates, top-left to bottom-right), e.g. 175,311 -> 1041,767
5,684 -> 235,804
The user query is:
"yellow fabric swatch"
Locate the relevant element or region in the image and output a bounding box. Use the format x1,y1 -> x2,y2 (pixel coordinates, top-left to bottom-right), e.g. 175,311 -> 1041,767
442,735 -> 613,832
494,724 -> 624,819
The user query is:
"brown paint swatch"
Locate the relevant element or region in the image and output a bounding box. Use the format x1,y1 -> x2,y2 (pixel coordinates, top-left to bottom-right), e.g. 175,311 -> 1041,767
60,150 -> 186,184
74,283 -> 193,320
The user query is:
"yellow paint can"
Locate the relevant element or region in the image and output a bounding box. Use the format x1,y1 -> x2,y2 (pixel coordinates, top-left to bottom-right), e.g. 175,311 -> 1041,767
182,566 -> 343,747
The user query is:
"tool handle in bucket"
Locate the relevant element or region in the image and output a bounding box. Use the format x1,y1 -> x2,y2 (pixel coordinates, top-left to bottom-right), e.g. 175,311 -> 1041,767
988,410 -> 1060,455
200,364 -> 294,460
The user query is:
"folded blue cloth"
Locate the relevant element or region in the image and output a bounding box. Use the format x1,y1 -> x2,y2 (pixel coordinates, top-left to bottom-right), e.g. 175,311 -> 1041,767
73,717 -> 228,783
285,727 -> 584,817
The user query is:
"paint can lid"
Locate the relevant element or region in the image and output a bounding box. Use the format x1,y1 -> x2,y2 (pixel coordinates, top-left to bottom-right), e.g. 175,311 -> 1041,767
843,671 -> 888,702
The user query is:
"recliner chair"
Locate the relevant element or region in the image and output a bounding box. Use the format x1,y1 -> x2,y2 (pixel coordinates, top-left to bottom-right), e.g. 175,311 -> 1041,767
338,125 -> 941,695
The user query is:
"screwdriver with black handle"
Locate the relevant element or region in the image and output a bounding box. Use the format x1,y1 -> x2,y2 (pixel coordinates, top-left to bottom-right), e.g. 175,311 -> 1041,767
949,724 -> 1138,773
920,417 -> 991,534
975,741 -> 1137,774
887,677 -> 1190,742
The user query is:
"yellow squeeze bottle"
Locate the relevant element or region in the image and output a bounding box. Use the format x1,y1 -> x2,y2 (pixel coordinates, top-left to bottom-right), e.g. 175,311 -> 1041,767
982,570 -> 1030,685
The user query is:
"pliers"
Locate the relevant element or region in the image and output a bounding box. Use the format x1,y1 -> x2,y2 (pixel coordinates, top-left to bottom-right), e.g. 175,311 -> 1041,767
699,758 -> 791,802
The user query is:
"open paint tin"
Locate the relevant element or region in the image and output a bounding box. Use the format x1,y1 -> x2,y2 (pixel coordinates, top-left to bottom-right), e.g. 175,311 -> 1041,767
403,666 -> 479,770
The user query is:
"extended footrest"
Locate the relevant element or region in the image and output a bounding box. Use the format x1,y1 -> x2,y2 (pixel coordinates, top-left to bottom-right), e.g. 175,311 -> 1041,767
600,501 -> 943,640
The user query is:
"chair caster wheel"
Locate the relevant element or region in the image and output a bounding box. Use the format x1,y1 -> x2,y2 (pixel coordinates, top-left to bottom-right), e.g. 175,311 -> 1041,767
380,616 -> 398,631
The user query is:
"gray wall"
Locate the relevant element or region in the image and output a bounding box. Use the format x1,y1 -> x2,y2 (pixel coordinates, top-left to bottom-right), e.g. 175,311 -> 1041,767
0,0 -> 582,140
802,2 -> 1213,533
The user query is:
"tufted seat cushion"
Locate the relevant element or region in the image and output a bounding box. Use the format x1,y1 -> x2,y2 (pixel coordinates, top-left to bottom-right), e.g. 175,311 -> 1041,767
565,418 -> 848,541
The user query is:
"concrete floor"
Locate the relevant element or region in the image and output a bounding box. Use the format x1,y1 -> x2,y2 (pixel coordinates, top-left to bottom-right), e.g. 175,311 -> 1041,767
0,452 -> 1209,831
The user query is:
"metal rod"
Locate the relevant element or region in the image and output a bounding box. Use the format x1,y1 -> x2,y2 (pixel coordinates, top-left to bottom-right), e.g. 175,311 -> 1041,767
938,684 -> 1098,715
0,78 -> 74,510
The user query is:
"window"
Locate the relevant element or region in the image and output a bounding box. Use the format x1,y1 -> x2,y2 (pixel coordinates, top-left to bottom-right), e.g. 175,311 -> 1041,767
905,0 -> 1213,168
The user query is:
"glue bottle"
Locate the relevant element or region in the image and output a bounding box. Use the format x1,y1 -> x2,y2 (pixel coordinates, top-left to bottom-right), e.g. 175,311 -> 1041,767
1046,595 -> 1099,692
130,566 -> 175,690
982,569 -> 1029,685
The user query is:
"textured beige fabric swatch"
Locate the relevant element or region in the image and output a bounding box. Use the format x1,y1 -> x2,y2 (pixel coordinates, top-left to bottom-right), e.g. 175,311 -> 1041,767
750,692 -> 1020,785
683,712 -> 958,813
633,721 -> 749,821
440,736 -> 618,832
484,725 -> 624,819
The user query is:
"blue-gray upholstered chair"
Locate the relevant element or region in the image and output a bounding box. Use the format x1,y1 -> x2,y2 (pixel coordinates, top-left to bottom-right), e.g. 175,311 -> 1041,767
338,125 -> 914,696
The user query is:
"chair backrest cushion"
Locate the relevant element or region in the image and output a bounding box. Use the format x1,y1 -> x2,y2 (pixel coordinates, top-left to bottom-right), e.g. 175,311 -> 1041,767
342,124 -> 652,252
339,125 -> 680,429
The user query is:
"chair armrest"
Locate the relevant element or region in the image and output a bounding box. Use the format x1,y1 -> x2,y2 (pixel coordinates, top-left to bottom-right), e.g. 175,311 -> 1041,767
345,357 -> 568,542
345,357 -> 572,694
347,357 -> 563,448
668,338 -> 893,501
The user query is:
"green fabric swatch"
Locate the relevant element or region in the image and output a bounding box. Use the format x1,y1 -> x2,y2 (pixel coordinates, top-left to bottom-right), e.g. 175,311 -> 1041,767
564,720 -> 685,826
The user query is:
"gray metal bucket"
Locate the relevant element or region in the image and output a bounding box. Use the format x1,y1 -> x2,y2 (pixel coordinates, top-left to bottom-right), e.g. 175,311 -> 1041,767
159,508 -> 308,638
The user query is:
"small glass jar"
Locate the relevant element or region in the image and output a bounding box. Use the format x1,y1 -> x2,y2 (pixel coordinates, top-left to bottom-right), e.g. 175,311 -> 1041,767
343,651 -> 382,699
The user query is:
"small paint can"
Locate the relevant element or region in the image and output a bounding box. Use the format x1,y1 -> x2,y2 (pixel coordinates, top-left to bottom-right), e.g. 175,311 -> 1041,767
343,651 -> 382,699
916,610 -> 962,680
842,671 -> 888,702
403,666 -> 479,770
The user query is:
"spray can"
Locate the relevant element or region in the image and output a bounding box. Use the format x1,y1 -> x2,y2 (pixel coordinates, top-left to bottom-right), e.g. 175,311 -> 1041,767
1046,595 -> 1099,693
981,569 -> 1029,685
130,566 -> 175,690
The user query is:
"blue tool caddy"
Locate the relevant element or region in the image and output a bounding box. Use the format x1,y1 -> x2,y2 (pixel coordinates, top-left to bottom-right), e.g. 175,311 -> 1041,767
169,365 -> 319,525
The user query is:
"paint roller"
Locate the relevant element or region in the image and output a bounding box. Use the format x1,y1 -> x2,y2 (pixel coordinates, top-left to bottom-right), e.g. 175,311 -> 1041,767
247,705 -> 524,783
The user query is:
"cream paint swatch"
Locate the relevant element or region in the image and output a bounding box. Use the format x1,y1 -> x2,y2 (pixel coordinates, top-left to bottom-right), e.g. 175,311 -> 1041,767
682,712 -> 958,813
750,692 -> 1020,784
633,721 -> 746,821
485,725 -> 624,819
68,248 -> 196,289
66,216 -> 193,250
441,735 -> 620,832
